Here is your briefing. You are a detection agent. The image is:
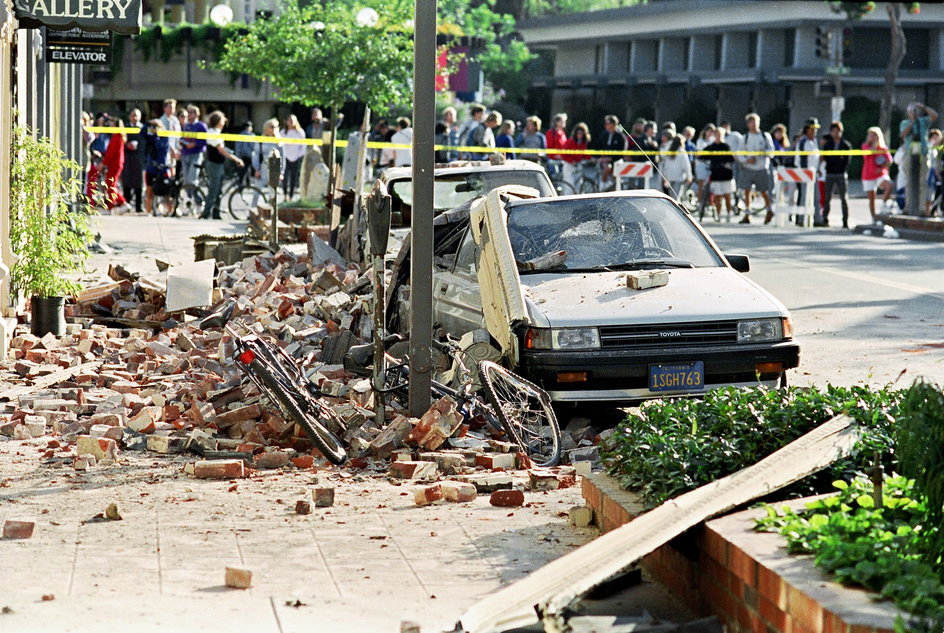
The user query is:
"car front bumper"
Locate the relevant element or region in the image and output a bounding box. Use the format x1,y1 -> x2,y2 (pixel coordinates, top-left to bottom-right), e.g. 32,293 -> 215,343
519,340 -> 800,403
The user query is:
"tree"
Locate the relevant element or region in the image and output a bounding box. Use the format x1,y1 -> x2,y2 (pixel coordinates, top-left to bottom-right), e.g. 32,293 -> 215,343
215,0 -> 415,110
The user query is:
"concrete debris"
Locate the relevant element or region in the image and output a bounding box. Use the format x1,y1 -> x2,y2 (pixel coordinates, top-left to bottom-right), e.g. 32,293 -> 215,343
295,500 -> 312,515
568,506 -> 593,528
224,567 -> 252,589
105,503 -> 123,521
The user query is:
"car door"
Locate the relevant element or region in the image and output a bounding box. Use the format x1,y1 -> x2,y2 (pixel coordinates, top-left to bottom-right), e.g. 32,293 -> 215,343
433,227 -> 484,335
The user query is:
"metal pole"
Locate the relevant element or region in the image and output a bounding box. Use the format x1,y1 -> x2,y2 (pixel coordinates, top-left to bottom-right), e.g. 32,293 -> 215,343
408,0 -> 435,416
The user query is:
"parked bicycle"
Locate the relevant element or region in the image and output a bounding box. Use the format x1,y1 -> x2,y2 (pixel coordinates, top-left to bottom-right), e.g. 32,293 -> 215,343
177,162 -> 268,220
343,336 -> 562,467
544,158 -> 576,196
575,159 -> 600,194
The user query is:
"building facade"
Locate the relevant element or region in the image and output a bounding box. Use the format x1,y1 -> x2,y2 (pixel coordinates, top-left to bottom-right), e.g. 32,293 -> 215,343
518,0 -> 944,137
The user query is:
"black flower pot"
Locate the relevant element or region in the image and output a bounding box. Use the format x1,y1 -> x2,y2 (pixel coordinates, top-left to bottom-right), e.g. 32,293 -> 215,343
31,296 -> 65,337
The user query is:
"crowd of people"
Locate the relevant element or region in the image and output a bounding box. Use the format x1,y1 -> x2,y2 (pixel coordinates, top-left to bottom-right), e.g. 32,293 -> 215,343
84,98 -> 943,227
82,101 -> 330,219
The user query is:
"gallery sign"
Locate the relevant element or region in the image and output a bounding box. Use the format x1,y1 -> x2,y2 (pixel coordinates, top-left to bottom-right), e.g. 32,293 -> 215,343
14,0 -> 142,35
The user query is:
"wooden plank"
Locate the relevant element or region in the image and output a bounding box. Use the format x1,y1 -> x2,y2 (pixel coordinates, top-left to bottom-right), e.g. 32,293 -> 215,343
0,361 -> 101,402
458,415 -> 860,633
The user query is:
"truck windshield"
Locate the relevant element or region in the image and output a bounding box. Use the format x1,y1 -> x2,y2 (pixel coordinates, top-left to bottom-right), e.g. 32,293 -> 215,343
506,197 -> 724,272
391,170 -> 555,211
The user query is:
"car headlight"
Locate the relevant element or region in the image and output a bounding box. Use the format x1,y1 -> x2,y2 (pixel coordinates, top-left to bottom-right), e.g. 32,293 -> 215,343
737,318 -> 783,343
525,327 -> 600,350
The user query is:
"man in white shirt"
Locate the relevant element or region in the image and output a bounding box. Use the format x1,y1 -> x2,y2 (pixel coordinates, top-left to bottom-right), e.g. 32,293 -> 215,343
737,113 -> 775,224
795,118 -> 821,225
159,98 -> 181,161
381,117 -> 413,167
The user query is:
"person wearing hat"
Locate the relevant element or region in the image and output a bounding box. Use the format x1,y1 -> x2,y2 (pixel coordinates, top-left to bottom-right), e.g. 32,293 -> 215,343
795,117 -> 821,225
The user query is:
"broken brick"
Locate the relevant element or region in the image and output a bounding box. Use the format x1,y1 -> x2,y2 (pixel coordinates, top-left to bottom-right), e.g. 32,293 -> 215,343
413,484 -> 443,506
193,460 -> 247,479
475,453 -> 516,471
389,460 -> 439,480
489,489 -> 525,508
312,488 -> 334,507
441,481 -> 477,503
2,520 -> 35,539
253,451 -> 289,469
76,435 -> 118,461
225,567 -> 252,589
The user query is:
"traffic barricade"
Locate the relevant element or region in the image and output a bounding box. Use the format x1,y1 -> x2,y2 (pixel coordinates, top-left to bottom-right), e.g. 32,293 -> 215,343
613,160 -> 654,191
773,167 -> 816,228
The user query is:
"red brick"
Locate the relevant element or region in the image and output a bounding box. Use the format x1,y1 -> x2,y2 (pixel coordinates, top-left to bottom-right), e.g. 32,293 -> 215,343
441,481 -> 477,503
253,451 -> 289,469
295,500 -> 312,515
702,526 -> 730,565
414,484 -> 444,506
193,460 -> 247,479
215,404 -> 262,428
475,453 -> 516,470
2,520 -> 35,539
822,610 -> 850,633
729,544 -> 758,587
389,460 -> 439,480
758,564 -> 787,610
489,489 -> 524,507
225,567 -> 252,589
787,585 -> 823,633
291,455 -> 315,469
758,594 -> 788,633
312,488 -> 334,507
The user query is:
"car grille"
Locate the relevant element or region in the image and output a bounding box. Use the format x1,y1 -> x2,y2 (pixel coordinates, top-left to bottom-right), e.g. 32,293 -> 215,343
599,321 -> 739,349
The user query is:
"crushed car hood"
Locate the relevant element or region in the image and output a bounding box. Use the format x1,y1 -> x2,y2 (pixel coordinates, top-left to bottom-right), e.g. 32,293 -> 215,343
520,267 -> 787,328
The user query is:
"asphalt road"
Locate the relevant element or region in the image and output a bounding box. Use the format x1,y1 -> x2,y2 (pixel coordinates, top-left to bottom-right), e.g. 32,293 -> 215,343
702,199 -> 944,389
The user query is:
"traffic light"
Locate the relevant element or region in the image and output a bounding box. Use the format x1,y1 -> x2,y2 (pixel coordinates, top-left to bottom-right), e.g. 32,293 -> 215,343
842,27 -> 852,61
815,26 -> 832,59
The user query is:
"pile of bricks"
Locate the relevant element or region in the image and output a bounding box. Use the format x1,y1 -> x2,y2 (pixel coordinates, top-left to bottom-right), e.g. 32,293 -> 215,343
0,246 -> 604,509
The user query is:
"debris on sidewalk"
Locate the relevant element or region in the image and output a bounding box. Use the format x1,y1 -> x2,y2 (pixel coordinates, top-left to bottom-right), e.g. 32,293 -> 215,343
0,247 -> 604,513
224,567 -> 252,589
2,520 -> 35,539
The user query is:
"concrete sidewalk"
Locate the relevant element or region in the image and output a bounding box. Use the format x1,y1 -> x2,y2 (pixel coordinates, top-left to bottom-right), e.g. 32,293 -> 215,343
1,441 -> 591,632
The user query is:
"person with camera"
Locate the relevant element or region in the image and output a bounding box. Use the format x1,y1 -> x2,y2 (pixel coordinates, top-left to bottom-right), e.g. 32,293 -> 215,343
899,101 -> 939,216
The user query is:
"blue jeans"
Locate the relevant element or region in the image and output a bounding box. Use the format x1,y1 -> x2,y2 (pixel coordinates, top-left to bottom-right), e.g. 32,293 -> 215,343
180,152 -> 203,187
202,160 -> 224,218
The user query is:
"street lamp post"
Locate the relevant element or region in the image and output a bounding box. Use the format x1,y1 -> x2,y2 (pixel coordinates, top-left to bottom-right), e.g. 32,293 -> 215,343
408,0 -> 436,416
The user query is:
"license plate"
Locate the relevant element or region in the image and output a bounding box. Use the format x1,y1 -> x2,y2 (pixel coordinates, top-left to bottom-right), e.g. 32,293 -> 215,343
649,361 -> 705,392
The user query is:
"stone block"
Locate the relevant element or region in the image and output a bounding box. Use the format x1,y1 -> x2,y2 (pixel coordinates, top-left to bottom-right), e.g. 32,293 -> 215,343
225,567 -> 252,589
475,453 -> 516,470
389,460 -> 439,480
2,520 -> 35,539
312,488 -> 334,507
569,506 -> 594,528
76,435 -> 119,461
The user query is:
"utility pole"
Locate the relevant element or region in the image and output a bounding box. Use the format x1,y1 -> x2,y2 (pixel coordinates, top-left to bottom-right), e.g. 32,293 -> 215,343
408,0 -> 436,417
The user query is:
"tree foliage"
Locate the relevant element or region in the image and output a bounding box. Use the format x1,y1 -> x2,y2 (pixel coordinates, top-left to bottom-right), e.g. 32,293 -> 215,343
215,0 -> 414,108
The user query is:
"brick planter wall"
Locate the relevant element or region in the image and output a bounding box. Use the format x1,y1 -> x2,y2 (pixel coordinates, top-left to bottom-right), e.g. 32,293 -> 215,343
583,474 -> 906,633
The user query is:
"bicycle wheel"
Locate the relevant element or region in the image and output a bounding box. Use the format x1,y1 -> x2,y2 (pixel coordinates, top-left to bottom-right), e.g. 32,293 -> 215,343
478,361 -> 561,467
577,178 -> 597,194
250,360 -> 347,465
176,183 -> 206,217
228,185 -> 265,220
553,179 -> 576,196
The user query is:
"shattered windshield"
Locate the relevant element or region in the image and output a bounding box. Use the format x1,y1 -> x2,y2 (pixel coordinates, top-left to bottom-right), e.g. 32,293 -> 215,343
392,170 -> 554,211
506,197 -> 724,272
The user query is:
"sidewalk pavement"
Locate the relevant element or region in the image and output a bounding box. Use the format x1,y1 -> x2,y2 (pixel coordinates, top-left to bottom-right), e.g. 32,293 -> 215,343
1,441 -> 591,633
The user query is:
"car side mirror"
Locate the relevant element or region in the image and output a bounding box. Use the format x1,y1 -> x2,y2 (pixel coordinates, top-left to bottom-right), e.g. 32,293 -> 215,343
366,179 -> 392,257
725,253 -> 750,273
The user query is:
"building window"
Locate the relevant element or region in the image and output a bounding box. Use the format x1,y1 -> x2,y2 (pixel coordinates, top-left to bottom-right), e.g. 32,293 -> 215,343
627,41 -> 634,71
748,32 -> 757,68
713,35 -> 723,70
595,44 -> 606,74
784,28 -> 796,67
683,37 -> 691,71
655,39 -> 662,72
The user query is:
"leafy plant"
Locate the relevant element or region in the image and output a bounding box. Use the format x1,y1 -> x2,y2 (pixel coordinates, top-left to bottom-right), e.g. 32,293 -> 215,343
601,385 -> 902,506
755,475 -> 944,632
895,381 -> 944,572
10,126 -> 94,299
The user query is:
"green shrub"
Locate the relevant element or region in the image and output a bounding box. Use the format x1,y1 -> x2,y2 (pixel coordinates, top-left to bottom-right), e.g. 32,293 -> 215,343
601,385 -> 902,506
755,476 -> 944,632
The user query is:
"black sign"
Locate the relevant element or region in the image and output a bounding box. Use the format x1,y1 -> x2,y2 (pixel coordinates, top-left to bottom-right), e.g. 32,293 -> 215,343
44,27 -> 111,64
14,0 -> 142,35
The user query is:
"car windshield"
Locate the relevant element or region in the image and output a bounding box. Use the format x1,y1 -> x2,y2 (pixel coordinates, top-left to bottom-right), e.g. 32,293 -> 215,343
391,170 -> 554,211
506,196 -> 724,272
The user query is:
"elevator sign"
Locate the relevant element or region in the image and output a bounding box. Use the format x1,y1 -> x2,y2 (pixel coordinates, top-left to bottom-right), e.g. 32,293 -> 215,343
45,27 -> 112,64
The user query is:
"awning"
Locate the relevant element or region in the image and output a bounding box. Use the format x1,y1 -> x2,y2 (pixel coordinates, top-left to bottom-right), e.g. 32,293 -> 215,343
14,0 -> 142,34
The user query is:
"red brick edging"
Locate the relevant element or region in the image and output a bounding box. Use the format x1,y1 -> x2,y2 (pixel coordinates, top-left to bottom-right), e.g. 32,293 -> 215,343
582,474 -> 905,633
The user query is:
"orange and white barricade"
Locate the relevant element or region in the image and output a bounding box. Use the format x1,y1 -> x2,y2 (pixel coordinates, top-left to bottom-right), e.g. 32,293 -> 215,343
773,167 -> 816,228
613,160 -> 653,190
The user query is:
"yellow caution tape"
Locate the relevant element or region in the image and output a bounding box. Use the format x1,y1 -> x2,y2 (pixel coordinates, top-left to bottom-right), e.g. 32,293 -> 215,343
82,126 -> 898,157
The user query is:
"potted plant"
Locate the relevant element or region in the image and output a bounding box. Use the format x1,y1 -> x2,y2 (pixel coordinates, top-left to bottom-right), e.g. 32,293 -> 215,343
10,125 -> 94,336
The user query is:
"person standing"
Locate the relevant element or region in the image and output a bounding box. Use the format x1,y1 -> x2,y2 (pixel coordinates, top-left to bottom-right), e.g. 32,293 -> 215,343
201,111 -> 244,219
704,128 -> 736,221
180,105 -> 207,190
795,118 -> 821,225
381,117 -> 413,167
694,123 -> 717,202
820,121 -> 853,228
234,121 -> 256,184
441,107 -> 460,161
458,105 -> 486,159
545,113 -> 568,167
159,99 -> 181,166
305,107 -> 325,140
592,114 -> 628,190
466,111 -> 500,160
737,113 -> 775,224
899,101 -> 939,215
562,123 -> 590,189
143,119 -> 170,215
251,118 -> 283,207
495,120 -> 516,160
367,118 -> 389,173
280,114 -> 306,200
121,109 -> 145,214
100,117 -> 128,212
516,115 -> 547,163
861,126 -> 894,222
660,134 -> 693,201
